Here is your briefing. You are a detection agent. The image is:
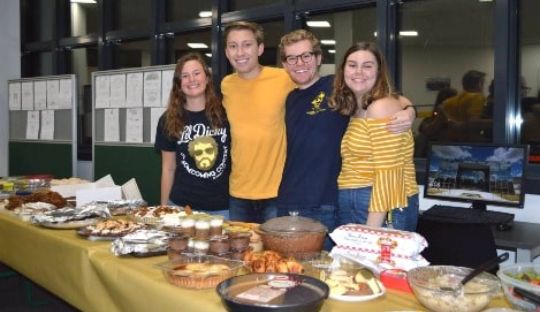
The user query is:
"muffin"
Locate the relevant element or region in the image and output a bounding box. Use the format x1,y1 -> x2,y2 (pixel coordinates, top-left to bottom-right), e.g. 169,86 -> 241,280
195,218 -> 211,240
209,216 -> 224,237
209,235 -> 231,255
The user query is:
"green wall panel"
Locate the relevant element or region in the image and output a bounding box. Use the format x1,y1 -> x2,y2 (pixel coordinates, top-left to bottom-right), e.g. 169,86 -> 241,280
94,145 -> 161,205
9,142 -> 72,178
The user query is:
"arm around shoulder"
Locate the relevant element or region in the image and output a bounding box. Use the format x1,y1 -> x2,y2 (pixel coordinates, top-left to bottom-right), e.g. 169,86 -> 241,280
366,97 -> 403,119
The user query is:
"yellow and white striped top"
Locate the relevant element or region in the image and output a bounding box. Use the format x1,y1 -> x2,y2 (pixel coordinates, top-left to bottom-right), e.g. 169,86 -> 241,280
338,117 -> 418,213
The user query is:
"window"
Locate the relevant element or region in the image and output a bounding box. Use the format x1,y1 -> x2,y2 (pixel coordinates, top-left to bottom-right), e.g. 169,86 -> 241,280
21,51 -> 54,77
115,0 -> 152,31
229,0 -> 281,11
258,20 -> 284,67
400,0 -> 495,157
172,31 -> 212,65
168,0 -> 212,21
305,8 -> 376,75
116,39 -> 152,69
69,1 -> 98,37
519,0 -> 540,162
22,0 -> 55,42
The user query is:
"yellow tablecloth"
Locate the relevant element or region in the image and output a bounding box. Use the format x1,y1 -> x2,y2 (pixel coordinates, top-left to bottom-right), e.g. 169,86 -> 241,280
0,211 -> 511,311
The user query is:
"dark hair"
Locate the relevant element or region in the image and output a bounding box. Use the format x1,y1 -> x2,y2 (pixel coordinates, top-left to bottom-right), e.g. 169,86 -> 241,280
462,70 -> 485,92
163,52 -> 225,139
329,41 -> 397,116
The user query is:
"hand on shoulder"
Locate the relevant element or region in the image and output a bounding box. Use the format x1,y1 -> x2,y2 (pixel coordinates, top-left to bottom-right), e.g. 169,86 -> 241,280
365,96 -> 403,119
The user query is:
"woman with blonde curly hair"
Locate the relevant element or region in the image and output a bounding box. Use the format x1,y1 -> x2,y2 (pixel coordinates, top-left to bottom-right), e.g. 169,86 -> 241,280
155,52 -> 231,218
330,42 -> 418,231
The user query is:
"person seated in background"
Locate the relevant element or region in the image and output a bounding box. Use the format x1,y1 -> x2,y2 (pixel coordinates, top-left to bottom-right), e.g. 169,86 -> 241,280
154,52 -> 231,218
415,87 -> 457,157
330,42 -> 419,232
443,70 -> 486,122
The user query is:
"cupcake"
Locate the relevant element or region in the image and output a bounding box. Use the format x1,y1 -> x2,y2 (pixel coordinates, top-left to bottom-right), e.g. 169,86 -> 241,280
229,232 -> 251,251
193,239 -> 209,255
209,235 -> 230,255
180,217 -> 196,237
168,234 -> 189,252
195,218 -> 211,240
209,216 -> 224,237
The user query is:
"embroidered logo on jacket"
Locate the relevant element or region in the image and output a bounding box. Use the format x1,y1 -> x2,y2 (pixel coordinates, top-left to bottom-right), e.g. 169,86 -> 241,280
306,91 -> 327,115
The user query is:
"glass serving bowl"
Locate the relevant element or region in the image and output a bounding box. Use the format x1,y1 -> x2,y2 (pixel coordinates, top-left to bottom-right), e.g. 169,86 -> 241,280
497,263 -> 540,311
408,265 -> 500,312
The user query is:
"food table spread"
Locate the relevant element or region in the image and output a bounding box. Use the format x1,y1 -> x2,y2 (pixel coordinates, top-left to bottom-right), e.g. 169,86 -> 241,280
0,211 -> 512,311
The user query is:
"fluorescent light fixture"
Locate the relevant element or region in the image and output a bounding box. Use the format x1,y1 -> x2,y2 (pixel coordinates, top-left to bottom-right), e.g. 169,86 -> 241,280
199,11 -> 212,18
306,21 -> 331,28
187,43 -> 209,49
328,50 -> 336,54
399,31 -> 418,37
479,0 -> 493,2
373,31 -> 418,37
70,0 -> 96,3
320,39 -> 336,45
205,53 -> 212,58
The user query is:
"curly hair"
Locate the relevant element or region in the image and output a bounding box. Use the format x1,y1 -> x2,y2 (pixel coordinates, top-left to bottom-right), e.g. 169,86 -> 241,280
329,41 -> 397,116
163,52 -> 226,139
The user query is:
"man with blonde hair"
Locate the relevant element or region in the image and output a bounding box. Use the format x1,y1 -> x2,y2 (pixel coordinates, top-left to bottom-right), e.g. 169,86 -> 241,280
277,29 -> 415,248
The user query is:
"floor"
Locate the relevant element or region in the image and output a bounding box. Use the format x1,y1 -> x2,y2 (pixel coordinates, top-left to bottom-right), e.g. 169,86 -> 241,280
0,264 -> 78,312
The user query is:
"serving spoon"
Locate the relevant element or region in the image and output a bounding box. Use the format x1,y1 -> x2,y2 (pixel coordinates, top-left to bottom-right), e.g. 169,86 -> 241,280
441,252 -> 509,292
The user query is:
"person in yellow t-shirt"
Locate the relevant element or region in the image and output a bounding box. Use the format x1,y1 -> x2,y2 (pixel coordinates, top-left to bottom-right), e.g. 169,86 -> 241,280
221,21 -> 296,223
442,70 -> 486,122
330,42 -> 419,231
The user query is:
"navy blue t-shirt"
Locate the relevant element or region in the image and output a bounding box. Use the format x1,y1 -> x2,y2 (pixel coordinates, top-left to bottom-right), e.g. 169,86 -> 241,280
154,110 -> 230,210
277,75 -> 349,207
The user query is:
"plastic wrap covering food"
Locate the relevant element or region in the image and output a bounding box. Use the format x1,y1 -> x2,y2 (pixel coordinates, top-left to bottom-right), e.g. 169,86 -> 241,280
111,229 -> 171,256
31,203 -> 111,224
94,199 -> 147,216
330,224 -> 429,273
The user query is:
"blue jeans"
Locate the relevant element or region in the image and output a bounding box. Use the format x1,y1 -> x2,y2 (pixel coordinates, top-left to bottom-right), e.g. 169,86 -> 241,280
277,204 -> 338,251
229,197 -> 278,223
338,187 -> 419,231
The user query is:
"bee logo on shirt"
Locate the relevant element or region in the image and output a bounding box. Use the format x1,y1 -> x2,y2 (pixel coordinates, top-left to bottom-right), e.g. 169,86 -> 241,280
306,91 -> 327,115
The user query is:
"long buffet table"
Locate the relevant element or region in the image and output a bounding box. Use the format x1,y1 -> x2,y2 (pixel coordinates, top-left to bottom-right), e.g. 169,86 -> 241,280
0,211 -> 512,312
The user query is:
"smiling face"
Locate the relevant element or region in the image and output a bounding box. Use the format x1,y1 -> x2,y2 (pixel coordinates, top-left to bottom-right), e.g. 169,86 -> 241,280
343,50 -> 379,98
225,29 -> 264,79
282,39 -> 321,89
179,60 -> 208,99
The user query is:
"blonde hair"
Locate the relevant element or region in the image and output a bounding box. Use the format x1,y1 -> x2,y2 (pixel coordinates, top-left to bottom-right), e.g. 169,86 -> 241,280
224,21 -> 264,45
278,29 -> 322,60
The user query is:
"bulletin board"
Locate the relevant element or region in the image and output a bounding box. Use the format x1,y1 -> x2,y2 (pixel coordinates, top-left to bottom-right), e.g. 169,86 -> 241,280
92,65 -> 175,204
7,74 -> 77,178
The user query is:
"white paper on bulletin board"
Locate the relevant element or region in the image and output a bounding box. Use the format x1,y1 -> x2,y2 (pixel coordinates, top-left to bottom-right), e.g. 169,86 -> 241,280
104,108 -> 120,142
9,82 -> 21,110
125,107 -> 143,143
58,79 -> 72,109
21,81 -> 34,110
161,70 -> 174,107
143,71 -> 161,107
126,72 -> 143,107
95,75 -> 110,108
109,74 -> 126,108
40,110 -> 55,140
26,111 -> 40,139
34,81 -> 47,110
46,80 -> 60,110
150,107 -> 165,143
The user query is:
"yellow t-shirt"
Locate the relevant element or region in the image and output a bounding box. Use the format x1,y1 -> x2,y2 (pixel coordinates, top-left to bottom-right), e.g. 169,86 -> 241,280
221,67 -> 296,199
338,118 -> 418,213
442,92 -> 486,122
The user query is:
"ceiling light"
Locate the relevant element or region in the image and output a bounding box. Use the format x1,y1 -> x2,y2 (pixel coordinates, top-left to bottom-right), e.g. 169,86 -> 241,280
70,0 -> 96,3
205,53 -> 212,58
306,21 -> 331,28
478,0 -> 493,2
187,43 -> 209,49
320,40 -> 336,45
328,50 -> 336,54
199,11 -> 212,18
373,31 -> 418,37
399,31 -> 418,37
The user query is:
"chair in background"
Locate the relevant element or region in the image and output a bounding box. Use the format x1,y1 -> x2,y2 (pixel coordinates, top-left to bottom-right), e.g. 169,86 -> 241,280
416,217 -> 499,274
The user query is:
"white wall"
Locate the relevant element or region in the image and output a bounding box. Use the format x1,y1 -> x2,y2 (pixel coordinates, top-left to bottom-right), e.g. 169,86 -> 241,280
0,0 -> 21,176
